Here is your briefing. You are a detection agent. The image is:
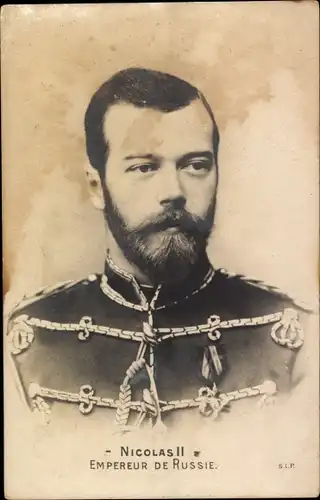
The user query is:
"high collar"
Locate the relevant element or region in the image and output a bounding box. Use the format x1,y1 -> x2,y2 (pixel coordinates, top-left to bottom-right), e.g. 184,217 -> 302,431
101,250 -> 214,310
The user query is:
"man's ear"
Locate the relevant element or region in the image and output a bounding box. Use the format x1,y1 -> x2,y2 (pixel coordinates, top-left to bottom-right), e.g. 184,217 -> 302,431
85,165 -> 105,210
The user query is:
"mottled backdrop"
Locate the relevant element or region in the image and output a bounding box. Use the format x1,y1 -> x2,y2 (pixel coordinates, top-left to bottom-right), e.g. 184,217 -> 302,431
2,2 -> 319,309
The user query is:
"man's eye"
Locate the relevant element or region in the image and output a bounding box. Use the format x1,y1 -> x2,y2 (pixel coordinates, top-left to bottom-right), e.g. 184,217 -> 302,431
182,160 -> 212,175
129,163 -> 158,174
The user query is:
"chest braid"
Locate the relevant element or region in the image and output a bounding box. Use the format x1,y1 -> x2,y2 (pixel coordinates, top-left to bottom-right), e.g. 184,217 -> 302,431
8,278 -> 304,434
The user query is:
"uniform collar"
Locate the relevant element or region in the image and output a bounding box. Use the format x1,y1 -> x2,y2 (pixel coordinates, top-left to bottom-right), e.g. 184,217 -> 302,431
101,250 -> 215,310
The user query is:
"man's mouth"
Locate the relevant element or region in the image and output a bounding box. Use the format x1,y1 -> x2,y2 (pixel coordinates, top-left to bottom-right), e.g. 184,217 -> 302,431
154,215 -> 185,232
151,222 -> 181,235
162,226 -> 180,233
133,211 -> 202,238
163,219 -> 181,228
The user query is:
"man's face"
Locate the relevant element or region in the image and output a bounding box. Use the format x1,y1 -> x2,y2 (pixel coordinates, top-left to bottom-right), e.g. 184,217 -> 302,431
101,99 -> 218,283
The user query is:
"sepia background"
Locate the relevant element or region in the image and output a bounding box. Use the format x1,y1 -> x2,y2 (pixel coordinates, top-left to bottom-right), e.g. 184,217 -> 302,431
2,2 -> 319,499
2,1 -> 319,310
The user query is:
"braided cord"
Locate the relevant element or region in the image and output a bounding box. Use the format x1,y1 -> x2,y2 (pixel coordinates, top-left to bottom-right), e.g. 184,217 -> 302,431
115,358 -> 146,427
27,379 -> 278,425
18,311 -> 283,344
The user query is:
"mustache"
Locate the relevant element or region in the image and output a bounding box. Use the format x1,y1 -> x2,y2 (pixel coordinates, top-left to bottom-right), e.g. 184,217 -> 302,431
129,209 -> 212,237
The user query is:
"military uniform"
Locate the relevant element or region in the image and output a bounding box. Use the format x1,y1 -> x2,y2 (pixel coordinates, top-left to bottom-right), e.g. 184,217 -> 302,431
6,252 -> 305,434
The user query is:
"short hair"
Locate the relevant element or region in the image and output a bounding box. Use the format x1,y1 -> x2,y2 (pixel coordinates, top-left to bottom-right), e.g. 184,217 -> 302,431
84,67 -> 220,177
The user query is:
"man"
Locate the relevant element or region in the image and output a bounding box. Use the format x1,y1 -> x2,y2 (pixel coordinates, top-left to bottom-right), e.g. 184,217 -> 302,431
6,68 -> 306,433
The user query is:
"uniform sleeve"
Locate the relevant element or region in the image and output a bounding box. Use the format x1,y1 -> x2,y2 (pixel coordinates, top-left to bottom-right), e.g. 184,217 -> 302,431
4,306 -> 32,410
291,310 -> 318,391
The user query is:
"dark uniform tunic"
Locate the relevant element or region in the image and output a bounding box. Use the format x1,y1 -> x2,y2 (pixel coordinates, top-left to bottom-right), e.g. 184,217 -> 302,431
6,252 -> 305,434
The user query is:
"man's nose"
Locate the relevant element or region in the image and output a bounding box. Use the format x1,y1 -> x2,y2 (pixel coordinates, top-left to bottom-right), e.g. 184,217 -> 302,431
158,167 -> 186,209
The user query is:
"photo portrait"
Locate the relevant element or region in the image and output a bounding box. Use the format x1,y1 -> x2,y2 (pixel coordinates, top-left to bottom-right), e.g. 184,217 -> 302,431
3,3 -> 319,499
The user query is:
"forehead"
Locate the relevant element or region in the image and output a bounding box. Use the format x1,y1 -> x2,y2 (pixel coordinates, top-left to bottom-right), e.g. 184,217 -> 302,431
103,100 -> 214,158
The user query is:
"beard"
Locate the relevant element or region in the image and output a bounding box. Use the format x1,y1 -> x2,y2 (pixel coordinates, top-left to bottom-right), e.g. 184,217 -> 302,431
103,185 -> 215,285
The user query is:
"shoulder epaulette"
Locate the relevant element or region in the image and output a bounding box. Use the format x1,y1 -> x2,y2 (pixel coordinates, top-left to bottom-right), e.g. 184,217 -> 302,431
219,268 -> 288,295
218,268 -> 314,313
6,274 -> 98,318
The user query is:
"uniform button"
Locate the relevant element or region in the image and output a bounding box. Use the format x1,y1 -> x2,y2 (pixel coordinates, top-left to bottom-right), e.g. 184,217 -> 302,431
88,274 -> 97,282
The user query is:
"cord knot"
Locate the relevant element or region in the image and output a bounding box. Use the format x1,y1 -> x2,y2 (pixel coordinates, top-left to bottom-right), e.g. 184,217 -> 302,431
270,308 -> 304,349
198,384 -> 227,419
142,322 -> 158,346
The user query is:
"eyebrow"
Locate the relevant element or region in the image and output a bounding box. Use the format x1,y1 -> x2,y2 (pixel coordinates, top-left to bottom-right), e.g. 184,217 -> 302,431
124,154 -> 157,161
124,151 -> 214,163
